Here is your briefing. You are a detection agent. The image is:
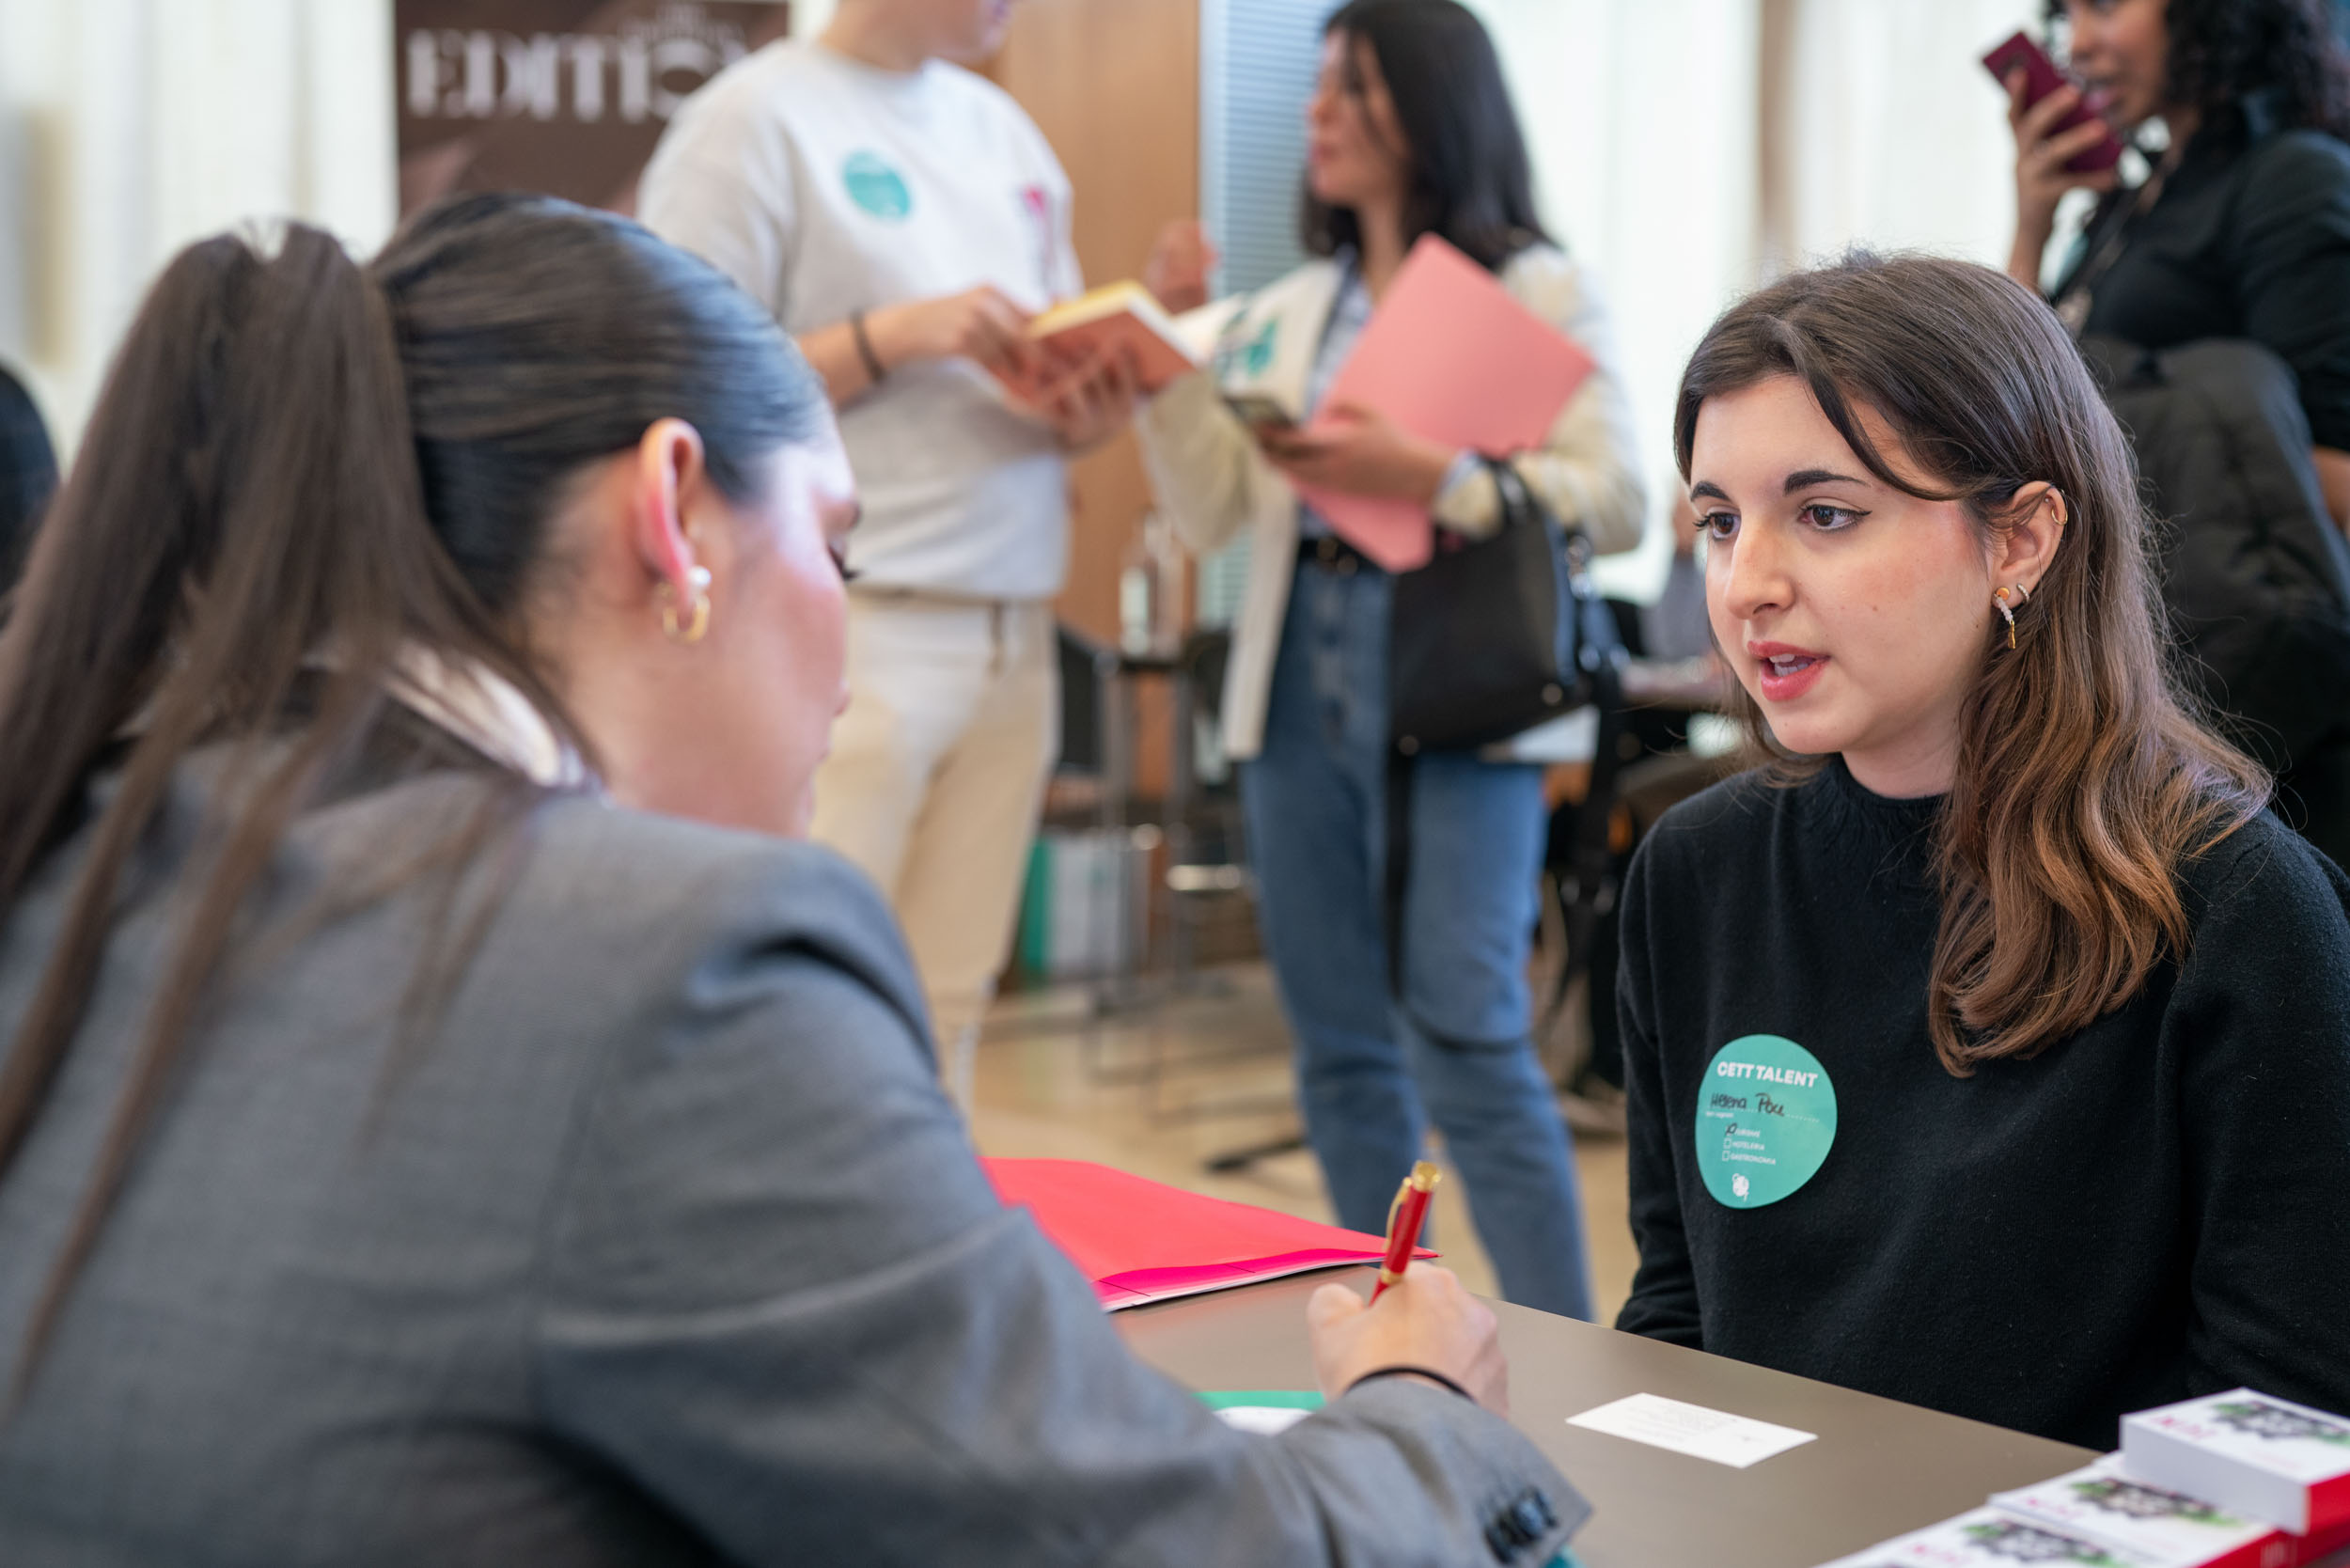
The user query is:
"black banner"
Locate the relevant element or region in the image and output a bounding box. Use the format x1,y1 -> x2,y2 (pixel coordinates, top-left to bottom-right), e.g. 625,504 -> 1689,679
397,1 -> 791,215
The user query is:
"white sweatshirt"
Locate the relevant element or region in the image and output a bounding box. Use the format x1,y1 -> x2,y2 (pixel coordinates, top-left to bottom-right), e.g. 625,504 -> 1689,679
641,41 -> 1083,600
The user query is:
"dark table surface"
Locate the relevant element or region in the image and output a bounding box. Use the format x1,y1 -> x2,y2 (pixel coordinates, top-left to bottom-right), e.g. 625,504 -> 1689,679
1117,1269 -> 2096,1568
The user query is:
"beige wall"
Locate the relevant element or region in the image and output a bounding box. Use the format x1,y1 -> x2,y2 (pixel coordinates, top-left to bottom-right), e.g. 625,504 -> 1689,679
986,0 -> 1199,654
986,0 -> 1201,796
0,0 -> 400,454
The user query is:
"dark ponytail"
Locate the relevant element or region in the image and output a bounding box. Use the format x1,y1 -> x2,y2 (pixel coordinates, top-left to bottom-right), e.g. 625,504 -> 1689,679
0,195 -> 825,1392
382,194 -> 823,613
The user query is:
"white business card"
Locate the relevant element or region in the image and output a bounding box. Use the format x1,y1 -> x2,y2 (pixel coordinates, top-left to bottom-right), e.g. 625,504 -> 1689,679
1567,1391 -> 1818,1468
1214,1404 -> 1314,1435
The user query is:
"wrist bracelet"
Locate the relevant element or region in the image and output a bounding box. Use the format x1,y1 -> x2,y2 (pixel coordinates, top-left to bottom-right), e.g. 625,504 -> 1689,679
1345,1364 -> 1478,1403
849,310 -> 887,385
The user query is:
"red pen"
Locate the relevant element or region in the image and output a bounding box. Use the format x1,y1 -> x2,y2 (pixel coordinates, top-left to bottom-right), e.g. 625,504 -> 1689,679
1370,1160 -> 1441,1302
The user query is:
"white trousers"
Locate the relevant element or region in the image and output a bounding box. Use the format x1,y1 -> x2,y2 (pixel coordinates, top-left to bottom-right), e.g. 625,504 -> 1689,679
809,592 -> 1058,1103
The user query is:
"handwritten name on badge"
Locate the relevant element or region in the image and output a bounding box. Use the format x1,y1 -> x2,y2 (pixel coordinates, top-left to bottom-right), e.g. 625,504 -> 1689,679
1697,1035 -> 1838,1209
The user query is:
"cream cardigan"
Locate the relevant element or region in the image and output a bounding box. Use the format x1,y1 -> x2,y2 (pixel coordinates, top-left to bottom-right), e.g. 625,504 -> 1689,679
1135,245 -> 1647,760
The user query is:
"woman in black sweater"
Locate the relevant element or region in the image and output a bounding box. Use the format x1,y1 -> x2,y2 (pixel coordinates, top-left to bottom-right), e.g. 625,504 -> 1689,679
1615,253 -> 2350,1451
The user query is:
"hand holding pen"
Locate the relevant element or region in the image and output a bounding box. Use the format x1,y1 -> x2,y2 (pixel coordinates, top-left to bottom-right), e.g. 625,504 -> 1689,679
1304,1161 -> 1510,1413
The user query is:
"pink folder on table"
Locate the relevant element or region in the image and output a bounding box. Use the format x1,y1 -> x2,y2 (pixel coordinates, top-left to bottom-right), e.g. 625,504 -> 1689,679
1298,233 -> 1596,572
983,1157 -> 1435,1310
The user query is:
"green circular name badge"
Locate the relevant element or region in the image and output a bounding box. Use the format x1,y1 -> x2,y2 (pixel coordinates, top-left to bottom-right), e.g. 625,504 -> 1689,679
842,150 -> 913,221
1698,1034 -> 1837,1209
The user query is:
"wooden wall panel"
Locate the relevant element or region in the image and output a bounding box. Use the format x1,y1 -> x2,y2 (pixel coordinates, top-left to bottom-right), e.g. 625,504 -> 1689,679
988,0 -> 1199,794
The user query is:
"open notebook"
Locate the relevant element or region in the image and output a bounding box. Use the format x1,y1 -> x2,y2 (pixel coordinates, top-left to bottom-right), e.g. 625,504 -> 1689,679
984,1157 -> 1434,1310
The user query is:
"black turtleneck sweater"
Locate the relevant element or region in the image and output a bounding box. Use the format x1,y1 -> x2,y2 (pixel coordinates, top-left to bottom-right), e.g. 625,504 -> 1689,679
1614,760 -> 2350,1450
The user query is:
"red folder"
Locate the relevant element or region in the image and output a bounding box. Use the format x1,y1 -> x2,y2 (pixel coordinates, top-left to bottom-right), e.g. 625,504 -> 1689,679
984,1157 -> 1436,1310
1296,233 -> 1596,572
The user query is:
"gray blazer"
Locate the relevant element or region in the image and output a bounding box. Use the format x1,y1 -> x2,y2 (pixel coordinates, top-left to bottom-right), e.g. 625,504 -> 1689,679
0,757 -> 1585,1565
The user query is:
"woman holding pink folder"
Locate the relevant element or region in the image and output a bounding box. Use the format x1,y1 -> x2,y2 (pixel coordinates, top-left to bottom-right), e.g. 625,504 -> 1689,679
1136,0 -> 1645,1319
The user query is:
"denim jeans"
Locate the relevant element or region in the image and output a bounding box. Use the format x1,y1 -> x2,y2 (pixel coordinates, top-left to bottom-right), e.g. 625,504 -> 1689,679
1239,560 -> 1595,1319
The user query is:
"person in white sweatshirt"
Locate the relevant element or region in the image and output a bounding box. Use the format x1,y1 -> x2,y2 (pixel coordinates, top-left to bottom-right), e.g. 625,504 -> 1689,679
641,0 -> 1147,1099
1136,0 -> 1645,1318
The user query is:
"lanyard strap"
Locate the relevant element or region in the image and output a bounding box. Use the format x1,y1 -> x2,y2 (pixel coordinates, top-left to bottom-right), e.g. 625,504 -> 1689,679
2051,149 -> 2179,336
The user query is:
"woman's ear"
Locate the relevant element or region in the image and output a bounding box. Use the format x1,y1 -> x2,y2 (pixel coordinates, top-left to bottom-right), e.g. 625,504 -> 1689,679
1990,480 -> 2067,595
632,417 -> 710,598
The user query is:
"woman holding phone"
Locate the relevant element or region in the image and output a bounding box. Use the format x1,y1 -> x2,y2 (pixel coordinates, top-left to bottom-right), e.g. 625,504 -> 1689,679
2003,0 -> 2350,525
1136,0 -> 1644,1320
2003,0 -> 2350,870
0,194 -> 1588,1563
1618,251 -> 2350,1450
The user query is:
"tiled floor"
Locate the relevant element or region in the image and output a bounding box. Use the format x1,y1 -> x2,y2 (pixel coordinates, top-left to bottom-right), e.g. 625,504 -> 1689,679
969,962 -> 1639,1324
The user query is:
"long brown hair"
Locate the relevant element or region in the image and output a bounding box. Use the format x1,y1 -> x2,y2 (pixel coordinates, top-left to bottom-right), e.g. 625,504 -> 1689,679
1302,0 -> 1550,273
1674,252 -> 2268,1075
0,195 -> 823,1390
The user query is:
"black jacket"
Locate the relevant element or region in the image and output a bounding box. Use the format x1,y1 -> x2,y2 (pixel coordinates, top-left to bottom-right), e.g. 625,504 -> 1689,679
2080,335 -> 2350,868
2059,102 -> 2350,449
0,363 -> 55,593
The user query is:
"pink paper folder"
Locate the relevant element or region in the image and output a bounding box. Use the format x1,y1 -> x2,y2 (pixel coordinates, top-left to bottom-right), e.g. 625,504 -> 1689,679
983,1157 -> 1436,1310
1296,233 -> 1596,572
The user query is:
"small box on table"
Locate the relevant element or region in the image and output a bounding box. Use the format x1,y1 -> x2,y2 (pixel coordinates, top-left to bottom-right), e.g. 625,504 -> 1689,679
2123,1390 -> 2350,1538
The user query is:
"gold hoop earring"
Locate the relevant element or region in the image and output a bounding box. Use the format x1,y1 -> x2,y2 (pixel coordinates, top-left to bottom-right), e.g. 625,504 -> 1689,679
659,566 -> 713,645
1994,586 -> 2016,650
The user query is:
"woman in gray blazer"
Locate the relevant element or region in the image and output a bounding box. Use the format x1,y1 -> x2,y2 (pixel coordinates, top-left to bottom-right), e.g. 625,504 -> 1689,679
0,194 -> 1584,1565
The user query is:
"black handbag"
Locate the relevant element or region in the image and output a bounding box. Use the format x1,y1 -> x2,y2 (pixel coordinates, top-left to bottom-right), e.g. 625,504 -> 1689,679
1381,458 -> 1629,1004
1387,458 -> 1623,754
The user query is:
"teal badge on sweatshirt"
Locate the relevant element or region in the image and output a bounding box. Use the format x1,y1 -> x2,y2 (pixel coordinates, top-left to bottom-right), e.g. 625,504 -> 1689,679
1698,1035 -> 1836,1208
842,150 -> 912,220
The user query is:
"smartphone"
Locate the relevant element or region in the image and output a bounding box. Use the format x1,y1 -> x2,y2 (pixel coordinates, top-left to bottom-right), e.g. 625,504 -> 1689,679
1982,30 -> 2125,174
1222,393 -> 1297,433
